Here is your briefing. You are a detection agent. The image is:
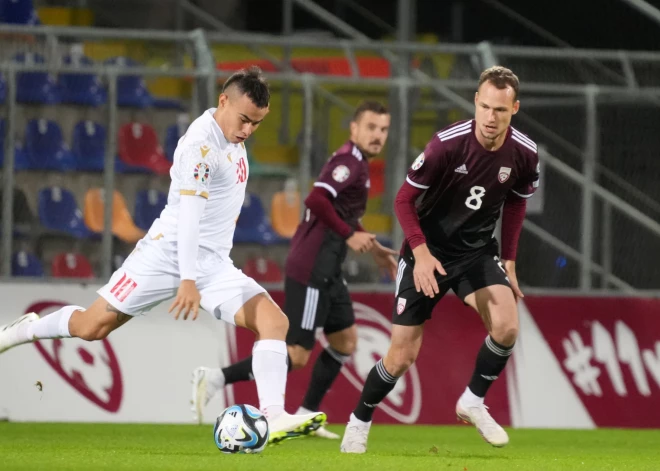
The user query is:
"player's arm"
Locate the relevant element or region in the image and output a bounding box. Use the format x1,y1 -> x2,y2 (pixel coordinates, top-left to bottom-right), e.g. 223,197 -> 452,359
168,144 -> 219,320
308,155 -> 376,253
501,153 -> 541,299
396,144 -> 449,298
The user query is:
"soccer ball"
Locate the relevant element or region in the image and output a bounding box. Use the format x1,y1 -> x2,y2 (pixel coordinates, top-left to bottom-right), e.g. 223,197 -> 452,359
213,404 -> 269,454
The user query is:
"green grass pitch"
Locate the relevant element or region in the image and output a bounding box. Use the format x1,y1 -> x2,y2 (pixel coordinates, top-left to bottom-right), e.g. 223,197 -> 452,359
1,422 -> 659,470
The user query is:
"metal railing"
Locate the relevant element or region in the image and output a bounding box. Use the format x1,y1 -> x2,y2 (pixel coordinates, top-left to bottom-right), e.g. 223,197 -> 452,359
0,23 -> 659,293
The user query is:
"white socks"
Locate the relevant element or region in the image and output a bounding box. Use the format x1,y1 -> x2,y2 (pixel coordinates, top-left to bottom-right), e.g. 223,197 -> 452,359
252,339 -> 287,420
16,305 -> 82,343
348,412 -> 371,426
460,386 -> 485,407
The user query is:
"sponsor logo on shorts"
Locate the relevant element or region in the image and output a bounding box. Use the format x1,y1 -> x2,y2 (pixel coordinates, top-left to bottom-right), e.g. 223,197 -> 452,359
397,297 -> 407,315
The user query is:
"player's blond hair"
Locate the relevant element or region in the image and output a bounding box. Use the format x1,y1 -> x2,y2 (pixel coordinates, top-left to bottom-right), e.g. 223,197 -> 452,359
478,66 -> 520,101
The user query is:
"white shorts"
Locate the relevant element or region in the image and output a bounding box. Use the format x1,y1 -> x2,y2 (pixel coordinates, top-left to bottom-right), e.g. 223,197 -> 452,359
97,236 -> 266,324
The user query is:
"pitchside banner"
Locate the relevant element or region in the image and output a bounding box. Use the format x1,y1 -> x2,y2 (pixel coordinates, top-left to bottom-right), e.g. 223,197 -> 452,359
0,283 -> 658,428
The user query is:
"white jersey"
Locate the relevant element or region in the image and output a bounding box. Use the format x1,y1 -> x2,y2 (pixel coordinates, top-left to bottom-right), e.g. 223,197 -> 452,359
148,108 -> 249,262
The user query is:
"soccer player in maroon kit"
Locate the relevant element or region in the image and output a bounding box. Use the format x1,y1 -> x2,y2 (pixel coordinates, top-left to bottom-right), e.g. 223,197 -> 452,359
192,101 -> 398,439
341,66 -> 540,453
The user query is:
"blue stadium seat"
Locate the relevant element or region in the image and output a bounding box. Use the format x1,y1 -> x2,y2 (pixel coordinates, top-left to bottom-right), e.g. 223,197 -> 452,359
11,251 -> 44,277
0,73 -> 6,104
60,54 -> 107,106
38,186 -> 93,238
104,57 -> 153,108
164,114 -> 190,161
24,119 -> 75,171
0,0 -> 39,25
164,124 -> 180,162
234,193 -> 285,245
14,53 -> 60,105
134,189 -> 167,231
72,120 -> 105,172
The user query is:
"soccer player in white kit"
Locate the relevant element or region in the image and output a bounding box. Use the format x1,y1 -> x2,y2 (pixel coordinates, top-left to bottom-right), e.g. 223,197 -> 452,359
0,66 -> 327,442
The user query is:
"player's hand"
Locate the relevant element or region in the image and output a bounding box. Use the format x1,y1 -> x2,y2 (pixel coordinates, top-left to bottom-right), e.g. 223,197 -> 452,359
412,243 -> 446,298
371,240 -> 398,280
169,279 -> 201,321
347,231 -> 376,253
502,259 -> 524,300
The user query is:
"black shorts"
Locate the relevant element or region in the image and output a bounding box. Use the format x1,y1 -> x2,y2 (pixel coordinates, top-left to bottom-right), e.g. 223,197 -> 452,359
284,276 -> 355,350
392,252 -> 511,326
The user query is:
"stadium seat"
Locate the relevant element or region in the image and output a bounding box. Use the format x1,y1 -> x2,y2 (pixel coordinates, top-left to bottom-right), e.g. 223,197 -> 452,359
134,189 -> 167,231
24,119 -> 75,171
83,188 -> 146,244
368,159 -> 386,197
164,114 -> 190,161
242,256 -> 283,283
60,51 -> 107,106
0,187 -> 35,238
72,120 -> 105,172
0,0 -> 39,25
14,53 -> 60,105
38,187 -> 93,238
104,57 -> 153,108
234,193 -> 284,245
11,250 -> 44,277
118,122 -> 171,175
343,259 -> 375,283
51,252 -> 94,279
0,74 -> 5,104
270,188 -> 300,239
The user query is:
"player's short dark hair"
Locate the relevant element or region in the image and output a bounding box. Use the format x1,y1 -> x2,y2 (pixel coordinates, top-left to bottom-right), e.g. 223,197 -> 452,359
478,66 -> 519,101
222,66 -> 270,109
352,100 -> 389,122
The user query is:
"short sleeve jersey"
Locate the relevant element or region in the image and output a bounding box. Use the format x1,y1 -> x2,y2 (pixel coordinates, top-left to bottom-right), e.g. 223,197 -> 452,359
404,119 -> 540,266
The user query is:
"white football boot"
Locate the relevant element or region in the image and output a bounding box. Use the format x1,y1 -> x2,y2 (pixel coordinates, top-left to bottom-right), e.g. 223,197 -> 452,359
191,367 -> 224,424
339,414 -> 371,454
268,411 -> 327,444
456,398 -> 509,447
313,425 -> 340,439
0,313 -> 39,354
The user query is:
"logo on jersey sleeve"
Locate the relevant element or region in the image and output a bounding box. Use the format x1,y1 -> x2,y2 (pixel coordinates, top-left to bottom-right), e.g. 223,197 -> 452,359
498,166 -> 512,183
200,145 -> 210,158
332,165 -> 351,183
411,153 -> 425,170
194,162 -> 210,183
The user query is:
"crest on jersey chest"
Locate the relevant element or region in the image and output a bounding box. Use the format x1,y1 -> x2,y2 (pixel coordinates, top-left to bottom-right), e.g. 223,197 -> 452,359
498,166 -> 512,183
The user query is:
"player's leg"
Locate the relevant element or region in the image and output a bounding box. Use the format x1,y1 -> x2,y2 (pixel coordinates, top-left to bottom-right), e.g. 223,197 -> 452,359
341,258 -> 441,454
298,280 -> 356,439
0,297 -> 131,353
198,271 -> 326,442
190,277 -> 316,420
454,255 -> 515,447
1,240 -> 177,354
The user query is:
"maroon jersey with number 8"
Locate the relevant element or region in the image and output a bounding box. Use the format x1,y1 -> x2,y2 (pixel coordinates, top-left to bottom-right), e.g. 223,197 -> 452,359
404,119 -> 539,266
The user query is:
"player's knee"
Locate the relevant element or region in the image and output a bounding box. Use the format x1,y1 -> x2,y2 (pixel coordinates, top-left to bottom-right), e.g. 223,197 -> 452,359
384,346 -> 417,377
256,307 -> 289,340
75,323 -> 111,341
491,324 -> 518,347
328,326 -> 357,355
288,348 -> 311,370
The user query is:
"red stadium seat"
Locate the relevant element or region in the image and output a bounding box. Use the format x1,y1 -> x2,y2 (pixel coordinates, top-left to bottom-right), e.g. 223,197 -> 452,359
118,122 -> 171,175
51,252 -> 94,279
242,256 -> 283,283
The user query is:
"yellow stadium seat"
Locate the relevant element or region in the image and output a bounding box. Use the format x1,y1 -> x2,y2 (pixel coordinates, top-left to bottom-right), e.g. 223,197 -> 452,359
84,189 -> 146,244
